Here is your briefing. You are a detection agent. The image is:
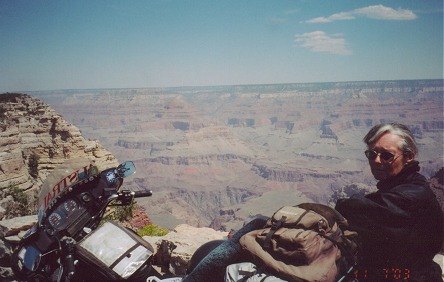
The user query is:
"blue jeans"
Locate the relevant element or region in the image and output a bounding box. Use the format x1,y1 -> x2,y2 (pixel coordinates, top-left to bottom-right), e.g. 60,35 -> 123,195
183,218 -> 267,282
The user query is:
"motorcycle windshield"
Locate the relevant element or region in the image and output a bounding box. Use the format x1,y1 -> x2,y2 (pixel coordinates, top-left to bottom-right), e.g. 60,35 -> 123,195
37,158 -> 99,224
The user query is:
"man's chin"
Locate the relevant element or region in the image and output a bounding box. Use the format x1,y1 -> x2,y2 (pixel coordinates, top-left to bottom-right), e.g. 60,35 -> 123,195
371,170 -> 387,180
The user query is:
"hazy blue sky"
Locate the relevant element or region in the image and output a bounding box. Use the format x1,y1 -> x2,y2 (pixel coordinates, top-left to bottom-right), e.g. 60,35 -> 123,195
1,0 -> 442,92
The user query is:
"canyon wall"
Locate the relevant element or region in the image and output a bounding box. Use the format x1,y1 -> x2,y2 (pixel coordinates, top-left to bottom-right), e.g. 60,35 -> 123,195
26,80 -> 444,230
0,93 -> 118,218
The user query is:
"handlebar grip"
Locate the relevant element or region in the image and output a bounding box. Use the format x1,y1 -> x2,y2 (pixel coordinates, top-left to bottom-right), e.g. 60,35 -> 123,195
61,237 -> 76,279
133,190 -> 153,198
65,253 -> 76,279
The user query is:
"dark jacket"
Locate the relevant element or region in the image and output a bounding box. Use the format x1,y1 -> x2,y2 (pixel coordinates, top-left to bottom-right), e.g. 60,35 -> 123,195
335,161 -> 443,281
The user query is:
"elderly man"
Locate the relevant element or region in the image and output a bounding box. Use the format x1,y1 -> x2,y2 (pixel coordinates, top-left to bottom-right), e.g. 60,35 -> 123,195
336,123 -> 443,281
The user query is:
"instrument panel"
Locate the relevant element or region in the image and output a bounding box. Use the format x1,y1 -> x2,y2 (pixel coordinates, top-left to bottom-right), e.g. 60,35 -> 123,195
47,198 -> 83,230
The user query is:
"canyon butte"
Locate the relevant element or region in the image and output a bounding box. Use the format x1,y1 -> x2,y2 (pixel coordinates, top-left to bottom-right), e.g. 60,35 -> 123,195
7,79 -> 444,232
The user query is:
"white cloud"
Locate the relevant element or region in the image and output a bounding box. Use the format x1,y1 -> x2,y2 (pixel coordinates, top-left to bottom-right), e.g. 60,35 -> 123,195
294,31 -> 352,55
306,12 -> 355,23
354,5 -> 417,20
305,5 -> 417,23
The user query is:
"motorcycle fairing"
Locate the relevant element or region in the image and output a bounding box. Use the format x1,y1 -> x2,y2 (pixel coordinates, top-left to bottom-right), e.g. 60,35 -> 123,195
12,159 -> 144,281
37,158 -> 99,224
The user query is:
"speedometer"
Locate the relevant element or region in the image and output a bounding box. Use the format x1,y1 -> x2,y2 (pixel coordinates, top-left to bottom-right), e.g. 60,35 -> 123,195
48,213 -> 62,228
64,199 -> 78,212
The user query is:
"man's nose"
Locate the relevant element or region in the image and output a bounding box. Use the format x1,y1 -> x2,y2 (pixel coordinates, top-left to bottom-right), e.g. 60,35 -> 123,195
374,154 -> 382,164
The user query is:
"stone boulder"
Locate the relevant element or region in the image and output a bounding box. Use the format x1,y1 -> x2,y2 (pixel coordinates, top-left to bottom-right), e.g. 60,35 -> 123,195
144,224 -> 228,276
0,214 -> 37,281
0,215 -> 37,238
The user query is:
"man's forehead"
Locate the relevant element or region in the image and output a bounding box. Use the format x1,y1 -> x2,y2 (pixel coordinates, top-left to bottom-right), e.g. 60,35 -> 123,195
371,132 -> 403,149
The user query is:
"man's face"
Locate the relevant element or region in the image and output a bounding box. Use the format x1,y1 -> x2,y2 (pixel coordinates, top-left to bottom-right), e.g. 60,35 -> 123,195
367,132 -> 411,180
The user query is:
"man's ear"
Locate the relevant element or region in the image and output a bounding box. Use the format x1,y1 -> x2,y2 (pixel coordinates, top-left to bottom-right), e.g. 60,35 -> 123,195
404,152 -> 415,163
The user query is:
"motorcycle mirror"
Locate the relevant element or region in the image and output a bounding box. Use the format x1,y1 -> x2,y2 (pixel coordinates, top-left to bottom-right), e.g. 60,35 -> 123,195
20,246 -> 42,272
116,161 -> 136,178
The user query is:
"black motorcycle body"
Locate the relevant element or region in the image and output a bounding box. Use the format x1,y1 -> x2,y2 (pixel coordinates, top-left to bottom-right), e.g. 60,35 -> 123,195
11,158 -> 153,282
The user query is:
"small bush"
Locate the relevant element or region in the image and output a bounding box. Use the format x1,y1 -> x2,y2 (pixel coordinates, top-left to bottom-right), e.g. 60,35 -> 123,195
104,202 -> 135,222
9,185 -> 28,206
2,184 -> 30,218
137,224 -> 169,237
28,153 -> 40,178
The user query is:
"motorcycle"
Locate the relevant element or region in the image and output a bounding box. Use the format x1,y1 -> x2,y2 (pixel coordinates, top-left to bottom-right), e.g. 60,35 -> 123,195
9,158 -> 394,282
11,158 -> 154,282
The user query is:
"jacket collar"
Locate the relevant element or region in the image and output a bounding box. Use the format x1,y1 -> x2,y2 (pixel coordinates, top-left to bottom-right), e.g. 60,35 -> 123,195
376,161 -> 420,191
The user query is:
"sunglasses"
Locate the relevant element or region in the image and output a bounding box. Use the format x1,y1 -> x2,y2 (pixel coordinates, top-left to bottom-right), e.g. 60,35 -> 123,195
364,149 -> 401,162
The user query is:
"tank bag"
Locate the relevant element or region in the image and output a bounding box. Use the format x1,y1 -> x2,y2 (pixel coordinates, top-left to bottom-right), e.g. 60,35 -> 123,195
239,203 -> 358,282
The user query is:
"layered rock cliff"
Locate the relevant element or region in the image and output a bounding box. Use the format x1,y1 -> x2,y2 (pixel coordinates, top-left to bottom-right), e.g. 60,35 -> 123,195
0,93 -> 118,218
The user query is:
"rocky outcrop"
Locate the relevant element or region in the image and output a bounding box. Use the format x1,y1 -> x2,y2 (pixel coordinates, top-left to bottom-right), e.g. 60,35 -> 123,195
145,224 -> 227,276
144,154 -> 252,166
129,206 -> 154,230
0,93 -> 118,218
166,187 -> 259,229
0,214 -> 38,280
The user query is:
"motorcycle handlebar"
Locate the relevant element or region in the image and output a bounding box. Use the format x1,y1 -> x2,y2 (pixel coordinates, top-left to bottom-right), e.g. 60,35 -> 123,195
133,190 -> 153,198
61,237 -> 76,279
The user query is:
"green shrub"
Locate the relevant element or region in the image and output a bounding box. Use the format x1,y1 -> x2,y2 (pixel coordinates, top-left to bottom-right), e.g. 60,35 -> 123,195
2,184 -> 30,218
137,224 -> 169,237
9,185 -> 28,206
28,153 -> 40,178
104,201 -> 135,222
